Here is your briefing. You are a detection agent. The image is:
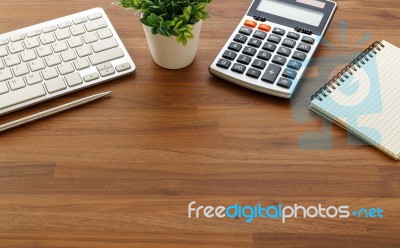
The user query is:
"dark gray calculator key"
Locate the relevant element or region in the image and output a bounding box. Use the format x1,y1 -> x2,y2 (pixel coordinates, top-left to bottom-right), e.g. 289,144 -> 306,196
282,68 -> 297,79
301,36 -> 315,44
267,34 -> 281,44
246,68 -> 262,79
277,47 -> 292,57
272,55 -> 287,66
239,26 -> 253,36
253,30 -> 267,40
222,50 -> 237,60
237,55 -> 252,65
216,59 -> 231,69
288,59 -> 302,70
287,32 -> 300,40
243,46 -> 257,56
297,43 -> 312,53
272,28 -> 285,36
257,50 -> 271,61
262,64 -> 282,84
251,59 -> 267,70
292,51 -> 307,61
262,42 -> 277,52
277,78 -> 293,89
234,34 -> 248,44
282,38 -> 296,48
248,38 -> 262,48
228,42 -> 242,52
231,63 -> 246,74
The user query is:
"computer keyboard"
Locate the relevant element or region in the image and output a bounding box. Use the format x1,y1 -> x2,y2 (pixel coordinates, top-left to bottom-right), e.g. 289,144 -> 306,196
0,8 -> 136,115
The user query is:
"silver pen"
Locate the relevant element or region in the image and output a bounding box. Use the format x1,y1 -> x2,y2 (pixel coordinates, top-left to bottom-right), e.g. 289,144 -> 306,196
0,91 -> 112,133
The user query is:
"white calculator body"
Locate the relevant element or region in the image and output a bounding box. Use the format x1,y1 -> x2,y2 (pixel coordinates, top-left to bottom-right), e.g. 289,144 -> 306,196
209,0 -> 337,98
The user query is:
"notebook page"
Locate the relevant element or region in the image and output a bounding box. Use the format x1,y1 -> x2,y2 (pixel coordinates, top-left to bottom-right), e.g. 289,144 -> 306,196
311,40 -> 400,158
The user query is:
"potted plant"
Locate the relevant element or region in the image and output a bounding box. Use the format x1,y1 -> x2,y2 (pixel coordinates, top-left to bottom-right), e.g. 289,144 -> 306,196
114,0 -> 213,69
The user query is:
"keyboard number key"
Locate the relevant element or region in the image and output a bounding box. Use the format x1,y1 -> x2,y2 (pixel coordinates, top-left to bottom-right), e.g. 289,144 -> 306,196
231,63 -> 246,74
216,59 -> 231,69
262,42 -> 277,52
237,55 -> 252,65
251,59 -> 266,70
222,50 -> 237,60
243,46 -> 257,56
257,51 -> 271,61
233,34 -> 248,44
248,38 -> 262,48
228,42 -> 242,52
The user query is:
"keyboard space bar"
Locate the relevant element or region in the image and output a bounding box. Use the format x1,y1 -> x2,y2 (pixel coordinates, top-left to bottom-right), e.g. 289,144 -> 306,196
0,84 -> 47,110
89,47 -> 124,65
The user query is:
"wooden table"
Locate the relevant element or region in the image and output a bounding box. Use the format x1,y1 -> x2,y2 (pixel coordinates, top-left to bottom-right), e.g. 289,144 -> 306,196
1,0 -> 399,247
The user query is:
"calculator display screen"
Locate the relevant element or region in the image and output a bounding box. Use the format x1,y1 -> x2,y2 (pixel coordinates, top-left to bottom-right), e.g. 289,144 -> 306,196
257,0 -> 324,26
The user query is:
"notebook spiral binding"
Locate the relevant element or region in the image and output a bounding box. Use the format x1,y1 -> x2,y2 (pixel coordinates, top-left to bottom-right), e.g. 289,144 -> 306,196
311,41 -> 386,101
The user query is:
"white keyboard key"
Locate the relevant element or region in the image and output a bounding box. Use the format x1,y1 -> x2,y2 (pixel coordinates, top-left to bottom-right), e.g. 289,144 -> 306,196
21,50 -> 37,62
45,54 -> 62,67
40,33 -> 56,45
42,67 -> 59,80
5,54 -> 21,67
76,45 -> 92,57
61,50 -> 77,62
28,59 -> 46,72
0,38 -> 9,46
0,83 -> 46,110
73,16 -> 87,25
65,72 -> 83,87
58,21 -> 73,29
96,62 -> 112,71
45,77 -> 67,93
12,64 -> 30,77
26,72 -> 43,85
85,18 -> 107,32
67,37 -> 83,48
0,68 -> 13,82
83,72 -> 99,82
82,32 -> 98,44
58,62 -> 75,75
88,47 -> 124,65
52,41 -> 69,53
99,67 -> 115,77
91,38 -> 118,53
0,82 -> 9,94
10,34 -> 25,42
0,59 -> 4,69
70,24 -> 86,36
97,28 -> 113,39
24,37 -> 41,49
115,62 -> 131,72
88,13 -> 102,21
8,42 -> 25,54
74,58 -> 90,70
42,25 -> 57,33
55,29 -> 71,40
9,77 -> 26,90
0,46 -> 8,57
26,29 -> 41,38
37,45 -> 53,57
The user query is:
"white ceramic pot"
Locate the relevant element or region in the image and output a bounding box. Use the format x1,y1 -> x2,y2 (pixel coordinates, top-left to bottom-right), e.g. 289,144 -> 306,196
143,21 -> 202,69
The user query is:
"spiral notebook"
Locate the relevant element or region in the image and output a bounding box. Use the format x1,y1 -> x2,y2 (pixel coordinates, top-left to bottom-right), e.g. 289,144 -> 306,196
310,40 -> 400,160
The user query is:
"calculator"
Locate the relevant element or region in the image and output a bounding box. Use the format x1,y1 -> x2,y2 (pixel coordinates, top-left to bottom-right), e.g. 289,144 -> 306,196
209,0 -> 337,98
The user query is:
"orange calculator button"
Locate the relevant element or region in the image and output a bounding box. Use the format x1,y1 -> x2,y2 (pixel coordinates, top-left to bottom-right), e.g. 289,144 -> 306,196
258,24 -> 271,32
244,20 -> 257,28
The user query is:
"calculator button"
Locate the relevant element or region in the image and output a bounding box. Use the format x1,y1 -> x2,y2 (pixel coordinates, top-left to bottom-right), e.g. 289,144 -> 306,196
262,42 -> 277,52
277,47 -> 292,57
253,30 -> 267,40
282,68 -> 297,79
272,28 -> 285,36
282,38 -> 296,48
222,50 -> 237,60
267,34 -> 281,44
243,46 -> 257,56
239,26 -> 253,36
272,55 -> 287,66
244,20 -> 257,28
258,24 -> 271,32
292,51 -> 307,61
277,78 -> 293,89
297,43 -> 312,53
248,38 -> 262,48
246,68 -> 262,79
252,59 -> 267,70
237,55 -> 252,65
288,60 -> 302,70
257,50 -> 271,61
228,42 -> 242,52
301,36 -> 315,44
234,34 -> 248,44
287,32 -> 300,40
216,59 -> 231,69
231,63 -> 246,74
262,64 -> 282,84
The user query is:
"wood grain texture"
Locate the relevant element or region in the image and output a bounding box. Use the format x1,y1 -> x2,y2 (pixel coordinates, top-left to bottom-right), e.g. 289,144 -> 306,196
0,0 -> 400,247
